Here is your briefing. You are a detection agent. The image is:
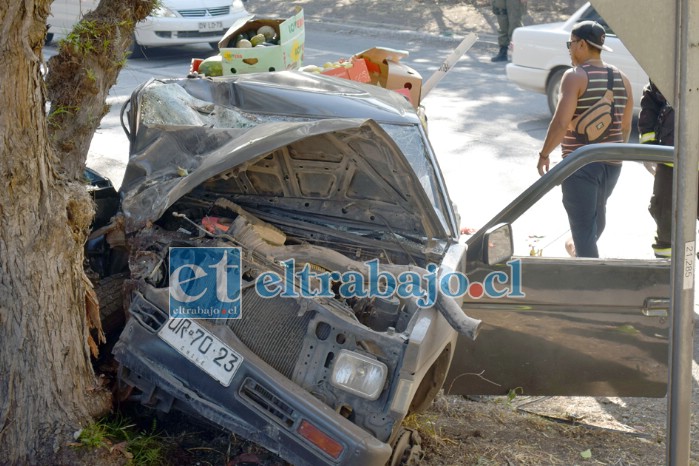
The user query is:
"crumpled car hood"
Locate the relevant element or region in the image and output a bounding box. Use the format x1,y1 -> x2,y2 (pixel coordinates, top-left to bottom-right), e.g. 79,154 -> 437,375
119,76 -> 448,240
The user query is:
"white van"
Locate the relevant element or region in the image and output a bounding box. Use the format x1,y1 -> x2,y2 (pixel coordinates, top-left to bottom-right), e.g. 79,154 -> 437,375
46,0 -> 249,54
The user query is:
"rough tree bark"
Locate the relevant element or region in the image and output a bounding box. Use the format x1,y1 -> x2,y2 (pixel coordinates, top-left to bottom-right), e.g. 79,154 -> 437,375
0,1 -> 155,463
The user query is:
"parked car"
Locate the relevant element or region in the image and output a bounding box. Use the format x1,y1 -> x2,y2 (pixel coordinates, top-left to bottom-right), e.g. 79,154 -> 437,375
46,0 -> 249,54
506,2 -> 649,115
90,72 -> 672,465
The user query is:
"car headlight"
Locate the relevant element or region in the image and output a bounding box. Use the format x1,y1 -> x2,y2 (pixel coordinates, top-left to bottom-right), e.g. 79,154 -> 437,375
151,5 -> 177,18
330,350 -> 387,400
232,0 -> 245,9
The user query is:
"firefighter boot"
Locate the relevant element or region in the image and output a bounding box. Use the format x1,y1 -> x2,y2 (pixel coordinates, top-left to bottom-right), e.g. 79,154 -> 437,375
491,46 -> 508,62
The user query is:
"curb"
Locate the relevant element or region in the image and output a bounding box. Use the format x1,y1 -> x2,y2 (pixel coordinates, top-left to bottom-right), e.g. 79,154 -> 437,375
252,9 -> 500,49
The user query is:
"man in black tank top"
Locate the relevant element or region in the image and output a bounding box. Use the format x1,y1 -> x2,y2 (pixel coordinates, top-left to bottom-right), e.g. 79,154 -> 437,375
536,20 -> 634,257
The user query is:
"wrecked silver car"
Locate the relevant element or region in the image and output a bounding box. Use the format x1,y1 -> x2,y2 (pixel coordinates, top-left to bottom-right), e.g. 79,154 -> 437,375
108,72 -> 479,465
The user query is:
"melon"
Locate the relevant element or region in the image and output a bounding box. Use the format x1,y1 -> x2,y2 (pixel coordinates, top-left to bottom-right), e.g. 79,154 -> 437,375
197,55 -> 223,77
257,25 -> 277,41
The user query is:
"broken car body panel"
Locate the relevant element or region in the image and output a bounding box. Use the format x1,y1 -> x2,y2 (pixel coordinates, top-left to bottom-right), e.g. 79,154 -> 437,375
112,72 -> 473,465
119,74 -> 456,239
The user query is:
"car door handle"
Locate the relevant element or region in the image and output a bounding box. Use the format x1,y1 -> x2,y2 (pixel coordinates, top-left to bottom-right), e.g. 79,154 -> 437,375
642,297 -> 670,317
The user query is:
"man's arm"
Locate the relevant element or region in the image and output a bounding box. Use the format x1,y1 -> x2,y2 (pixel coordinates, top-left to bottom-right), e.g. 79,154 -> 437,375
537,68 -> 585,175
638,83 -> 661,143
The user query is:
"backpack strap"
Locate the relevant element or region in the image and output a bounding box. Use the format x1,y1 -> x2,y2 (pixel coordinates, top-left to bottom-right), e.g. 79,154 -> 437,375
602,67 -> 615,105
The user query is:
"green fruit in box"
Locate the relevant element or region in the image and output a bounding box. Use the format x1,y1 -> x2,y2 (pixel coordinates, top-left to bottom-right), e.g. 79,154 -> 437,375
235,34 -> 246,44
250,33 -> 266,47
257,25 -> 276,41
198,55 -> 223,77
235,39 -> 252,48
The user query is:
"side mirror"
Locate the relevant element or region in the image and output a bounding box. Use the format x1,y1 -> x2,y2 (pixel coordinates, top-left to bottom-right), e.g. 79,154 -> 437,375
483,223 -> 513,265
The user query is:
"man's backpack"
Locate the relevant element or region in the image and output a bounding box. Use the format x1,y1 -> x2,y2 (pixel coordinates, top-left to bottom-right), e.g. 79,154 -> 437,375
571,67 -> 615,144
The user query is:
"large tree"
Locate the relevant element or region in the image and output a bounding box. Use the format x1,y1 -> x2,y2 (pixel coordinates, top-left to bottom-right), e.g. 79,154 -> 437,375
0,1 -> 155,463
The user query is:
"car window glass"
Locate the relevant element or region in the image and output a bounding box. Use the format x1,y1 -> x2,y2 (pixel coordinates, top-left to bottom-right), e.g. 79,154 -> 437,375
510,161 -> 659,260
380,124 -> 452,234
509,185 -> 571,258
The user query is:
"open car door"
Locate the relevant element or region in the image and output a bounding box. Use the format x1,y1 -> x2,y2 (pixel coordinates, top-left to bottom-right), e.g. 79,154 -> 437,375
446,144 -> 673,397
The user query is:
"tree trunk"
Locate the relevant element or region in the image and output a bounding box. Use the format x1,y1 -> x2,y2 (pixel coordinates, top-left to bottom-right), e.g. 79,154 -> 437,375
0,1 -> 154,463
47,0 -> 156,179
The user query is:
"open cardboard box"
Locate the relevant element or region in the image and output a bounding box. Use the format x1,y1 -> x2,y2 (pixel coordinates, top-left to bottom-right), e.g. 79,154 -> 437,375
320,58 -> 371,83
218,8 -> 305,75
355,47 -> 422,108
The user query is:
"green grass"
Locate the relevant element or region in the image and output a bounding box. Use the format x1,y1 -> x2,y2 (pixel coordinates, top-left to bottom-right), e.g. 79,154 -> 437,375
75,413 -> 166,465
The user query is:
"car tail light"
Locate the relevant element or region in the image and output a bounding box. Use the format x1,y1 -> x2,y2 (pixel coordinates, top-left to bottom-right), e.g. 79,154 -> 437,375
297,420 -> 344,459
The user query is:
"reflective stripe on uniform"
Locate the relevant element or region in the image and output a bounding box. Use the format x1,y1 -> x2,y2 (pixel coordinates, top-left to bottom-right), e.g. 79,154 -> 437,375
653,246 -> 672,258
640,132 -> 657,144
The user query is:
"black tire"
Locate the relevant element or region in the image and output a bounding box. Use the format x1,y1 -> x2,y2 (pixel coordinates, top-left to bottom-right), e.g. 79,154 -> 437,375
95,273 -> 127,335
44,32 -> 54,46
129,38 -> 146,59
546,67 -> 568,115
209,42 -> 219,50
388,428 -> 423,466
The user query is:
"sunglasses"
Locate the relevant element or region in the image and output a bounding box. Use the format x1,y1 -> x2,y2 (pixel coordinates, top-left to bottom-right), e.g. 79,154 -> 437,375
566,39 -> 582,49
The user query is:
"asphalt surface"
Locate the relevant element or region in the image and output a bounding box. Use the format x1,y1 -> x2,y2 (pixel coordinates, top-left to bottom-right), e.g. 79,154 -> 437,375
245,0 -> 500,47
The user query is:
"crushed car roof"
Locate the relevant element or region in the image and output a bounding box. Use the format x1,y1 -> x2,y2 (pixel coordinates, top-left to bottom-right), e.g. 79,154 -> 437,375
118,73 -> 452,241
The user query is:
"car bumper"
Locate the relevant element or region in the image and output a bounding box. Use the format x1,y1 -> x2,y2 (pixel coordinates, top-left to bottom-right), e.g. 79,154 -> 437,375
134,13 -> 248,47
505,63 -> 548,94
113,306 -> 392,466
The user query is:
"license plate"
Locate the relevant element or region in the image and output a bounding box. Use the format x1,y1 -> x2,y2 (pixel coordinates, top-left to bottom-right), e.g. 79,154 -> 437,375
159,318 -> 242,387
198,21 -> 223,33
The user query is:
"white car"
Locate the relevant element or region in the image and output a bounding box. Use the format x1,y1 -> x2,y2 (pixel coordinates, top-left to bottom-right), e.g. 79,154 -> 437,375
506,2 -> 648,115
46,0 -> 249,55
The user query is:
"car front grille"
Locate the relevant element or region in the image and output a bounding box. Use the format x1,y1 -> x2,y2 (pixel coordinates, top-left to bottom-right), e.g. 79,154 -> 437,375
226,289 -> 313,379
241,378 -> 296,427
129,291 -> 168,332
178,7 -> 230,17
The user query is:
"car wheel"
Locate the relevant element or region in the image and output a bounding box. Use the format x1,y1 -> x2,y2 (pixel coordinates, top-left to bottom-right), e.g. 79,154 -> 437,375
209,42 -> 219,50
45,32 -> 54,46
95,272 -> 127,335
546,67 -> 568,115
388,428 -> 422,466
129,37 -> 146,59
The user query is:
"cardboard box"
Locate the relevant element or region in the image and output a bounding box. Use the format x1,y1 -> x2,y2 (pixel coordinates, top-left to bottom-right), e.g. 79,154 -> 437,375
355,47 -> 422,108
358,47 -> 409,65
380,61 -> 422,107
320,58 -> 371,83
219,8 -> 304,75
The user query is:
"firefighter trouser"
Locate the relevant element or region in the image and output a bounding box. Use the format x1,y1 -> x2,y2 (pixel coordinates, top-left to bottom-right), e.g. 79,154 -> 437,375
648,163 -> 699,258
492,0 -> 527,47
